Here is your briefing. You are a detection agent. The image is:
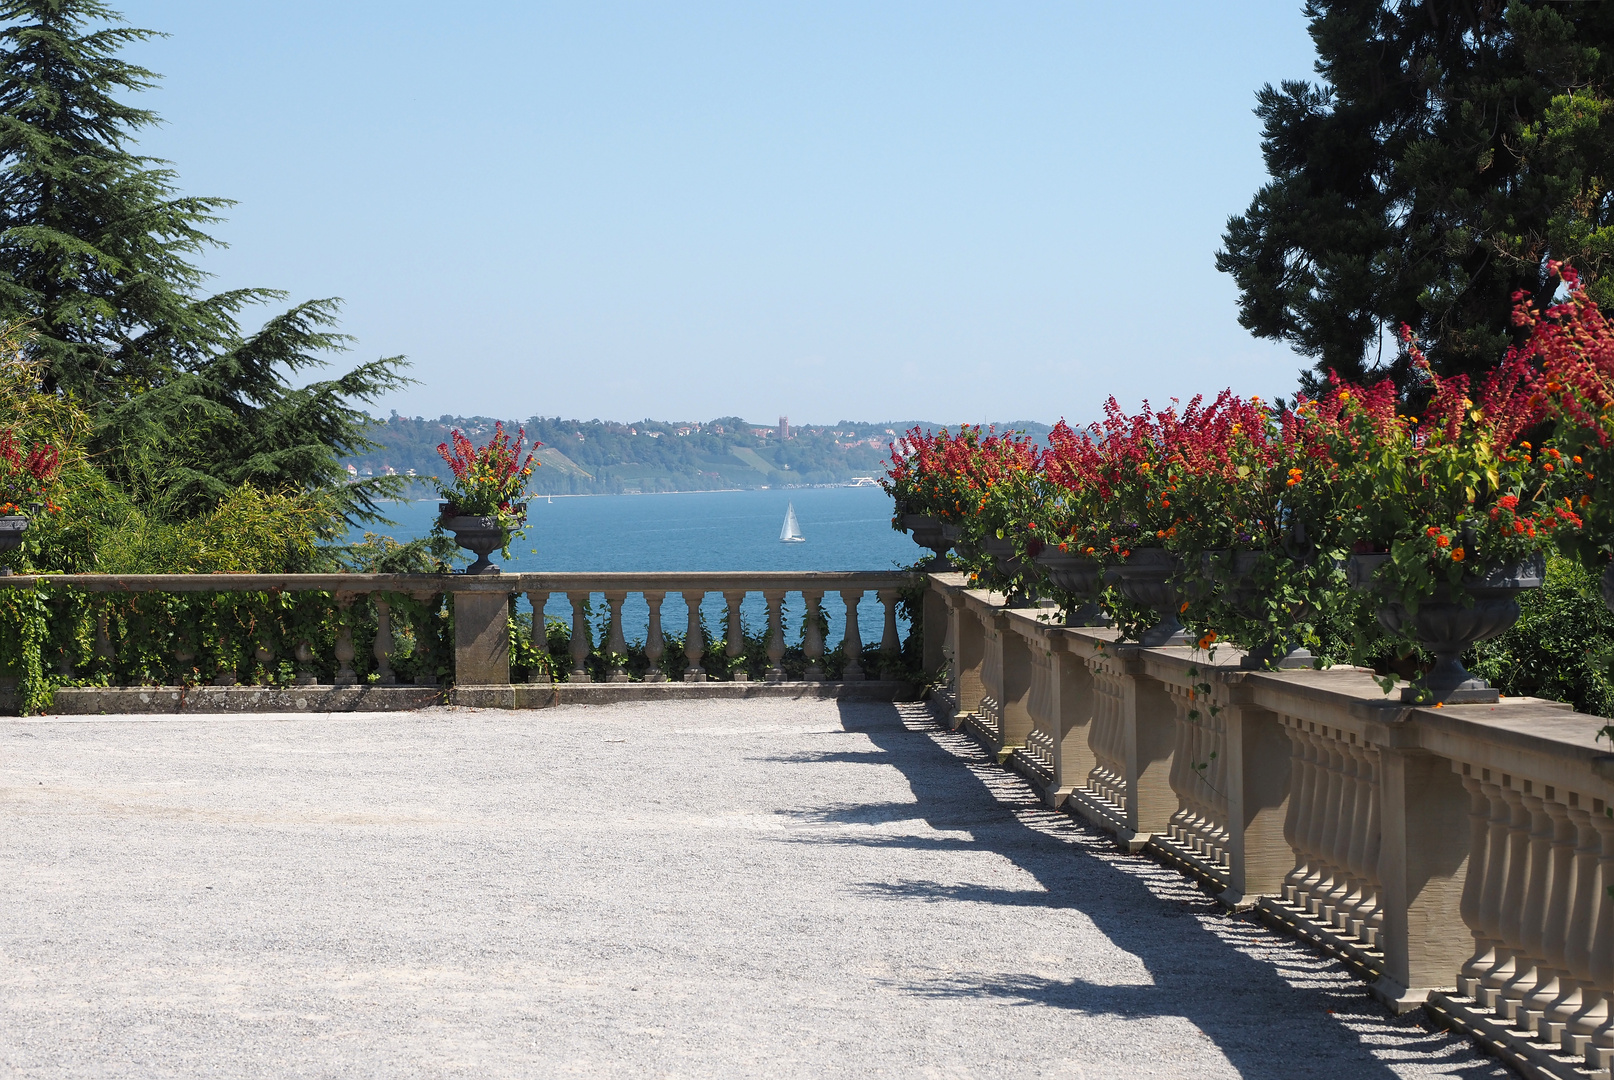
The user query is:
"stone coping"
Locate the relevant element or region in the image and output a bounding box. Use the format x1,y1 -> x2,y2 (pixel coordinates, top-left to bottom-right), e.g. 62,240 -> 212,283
0,570 -> 922,593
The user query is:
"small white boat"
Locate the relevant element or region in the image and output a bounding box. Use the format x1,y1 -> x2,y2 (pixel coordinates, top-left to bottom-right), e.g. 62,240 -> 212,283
779,502 -> 806,543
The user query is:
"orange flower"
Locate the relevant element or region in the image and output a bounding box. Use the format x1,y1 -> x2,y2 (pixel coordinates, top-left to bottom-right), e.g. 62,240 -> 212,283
1197,631 -> 1217,649
1451,548 -> 1466,562
1435,535 -> 1450,548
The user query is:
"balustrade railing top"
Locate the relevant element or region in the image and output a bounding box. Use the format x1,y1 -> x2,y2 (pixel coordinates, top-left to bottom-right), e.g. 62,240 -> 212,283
0,570 -> 918,592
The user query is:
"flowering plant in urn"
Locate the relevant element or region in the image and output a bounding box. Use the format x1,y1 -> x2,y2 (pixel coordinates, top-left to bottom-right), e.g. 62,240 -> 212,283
0,428 -> 61,569
434,422 -> 538,571
0,429 -> 60,515
1321,330 -> 1575,612
1506,264 -> 1614,600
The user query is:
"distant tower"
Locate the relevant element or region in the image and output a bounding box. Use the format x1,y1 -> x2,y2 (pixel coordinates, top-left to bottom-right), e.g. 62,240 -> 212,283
778,415 -> 790,441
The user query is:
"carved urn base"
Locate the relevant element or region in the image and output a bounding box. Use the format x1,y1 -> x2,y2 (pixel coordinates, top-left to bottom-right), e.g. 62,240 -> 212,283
1110,547 -> 1189,647
440,507 -> 509,575
982,534 -> 1033,607
0,514 -> 27,576
1354,553 -> 1544,704
900,513 -> 954,571
1033,550 -> 1110,626
1202,549 -> 1315,670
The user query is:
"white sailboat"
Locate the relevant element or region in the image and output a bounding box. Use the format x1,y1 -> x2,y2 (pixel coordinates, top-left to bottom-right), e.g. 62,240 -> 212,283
779,502 -> 806,543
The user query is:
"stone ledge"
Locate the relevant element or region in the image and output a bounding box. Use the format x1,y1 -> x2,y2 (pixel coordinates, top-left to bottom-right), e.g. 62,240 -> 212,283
45,685 -> 443,715
456,680 -> 920,710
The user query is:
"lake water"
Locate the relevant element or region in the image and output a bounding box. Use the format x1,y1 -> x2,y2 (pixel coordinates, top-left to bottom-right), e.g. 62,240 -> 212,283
359,486 -> 918,647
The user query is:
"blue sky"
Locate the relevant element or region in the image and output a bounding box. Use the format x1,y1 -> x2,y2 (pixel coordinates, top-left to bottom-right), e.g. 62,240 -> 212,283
117,1 -> 1319,426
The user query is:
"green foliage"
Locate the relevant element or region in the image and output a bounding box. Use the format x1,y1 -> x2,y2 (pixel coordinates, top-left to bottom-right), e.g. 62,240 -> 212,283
0,0 -> 410,530
1470,554 -> 1614,717
1218,2 -> 1614,393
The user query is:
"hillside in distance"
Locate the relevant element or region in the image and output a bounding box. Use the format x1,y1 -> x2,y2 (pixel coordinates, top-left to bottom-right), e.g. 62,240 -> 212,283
345,414 -> 1055,495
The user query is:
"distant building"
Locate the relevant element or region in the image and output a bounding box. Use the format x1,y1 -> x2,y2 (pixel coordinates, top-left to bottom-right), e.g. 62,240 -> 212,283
778,416 -> 790,441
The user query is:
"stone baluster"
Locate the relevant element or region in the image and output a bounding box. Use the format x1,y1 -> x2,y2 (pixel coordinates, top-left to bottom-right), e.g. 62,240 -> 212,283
254,640 -> 275,684
1472,779 -> 1515,992
526,590 -> 551,683
1166,690 -> 1194,843
333,593 -> 358,686
1307,734 -> 1347,917
94,610 -> 114,673
1321,737 -> 1361,922
1552,802 -> 1604,1049
1333,743 -> 1372,931
1481,784 -> 1534,1003
643,591 -> 667,682
1457,772 -> 1495,992
877,588 -> 900,679
724,590 -> 747,682
372,595 -> 396,685
1279,722 -> 1311,904
604,591 -> 629,682
1354,749 -> 1385,946
1574,811 -> 1614,1055
682,590 -> 706,682
802,590 -> 825,681
408,590 -> 441,686
764,590 -> 787,682
212,624 -> 238,686
639,590 -> 664,681
839,589 -> 863,681
1499,792 -> 1556,1017
568,592 -> 591,682
1293,730 -> 1331,913
1283,725 -> 1323,905
1085,663 -> 1128,810
293,640 -> 318,686
1523,796 -> 1581,1031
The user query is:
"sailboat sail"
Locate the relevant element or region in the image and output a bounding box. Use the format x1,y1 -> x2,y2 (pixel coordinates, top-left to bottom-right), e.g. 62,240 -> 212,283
779,503 -> 805,543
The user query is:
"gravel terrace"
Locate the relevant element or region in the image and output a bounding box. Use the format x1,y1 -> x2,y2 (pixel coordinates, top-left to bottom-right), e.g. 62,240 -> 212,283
0,700 -> 1509,1079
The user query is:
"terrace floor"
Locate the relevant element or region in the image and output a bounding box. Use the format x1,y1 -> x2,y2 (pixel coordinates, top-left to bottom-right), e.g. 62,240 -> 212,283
0,700 -> 1510,1079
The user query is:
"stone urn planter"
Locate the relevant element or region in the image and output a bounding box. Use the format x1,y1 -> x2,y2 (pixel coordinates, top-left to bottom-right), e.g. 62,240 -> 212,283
1033,549 -> 1109,626
439,503 -> 520,575
899,513 -> 953,571
0,513 -> 28,576
982,533 -> 1034,606
1349,551 -> 1545,704
1201,548 -> 1315,669
1108,547 -> 1189,647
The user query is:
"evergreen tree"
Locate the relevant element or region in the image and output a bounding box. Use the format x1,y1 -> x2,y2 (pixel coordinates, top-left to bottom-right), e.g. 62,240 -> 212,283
0,0 -> 407,523
1218,1 -> 1614,393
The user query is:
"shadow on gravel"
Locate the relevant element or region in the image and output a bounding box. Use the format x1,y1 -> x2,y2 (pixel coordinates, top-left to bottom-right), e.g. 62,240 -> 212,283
769,701 -> 1505,1080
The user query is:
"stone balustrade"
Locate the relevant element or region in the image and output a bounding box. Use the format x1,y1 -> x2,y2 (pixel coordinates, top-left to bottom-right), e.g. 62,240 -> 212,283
0,570 -> 919,711
926,571 -> 1614,1080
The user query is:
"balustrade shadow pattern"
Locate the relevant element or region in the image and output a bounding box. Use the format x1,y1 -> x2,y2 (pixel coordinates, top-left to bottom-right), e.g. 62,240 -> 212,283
771,702 -> 1510,1080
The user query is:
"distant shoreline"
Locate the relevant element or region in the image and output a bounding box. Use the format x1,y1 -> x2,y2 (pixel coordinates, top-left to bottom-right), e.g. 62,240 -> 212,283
375,484 -> 887,503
